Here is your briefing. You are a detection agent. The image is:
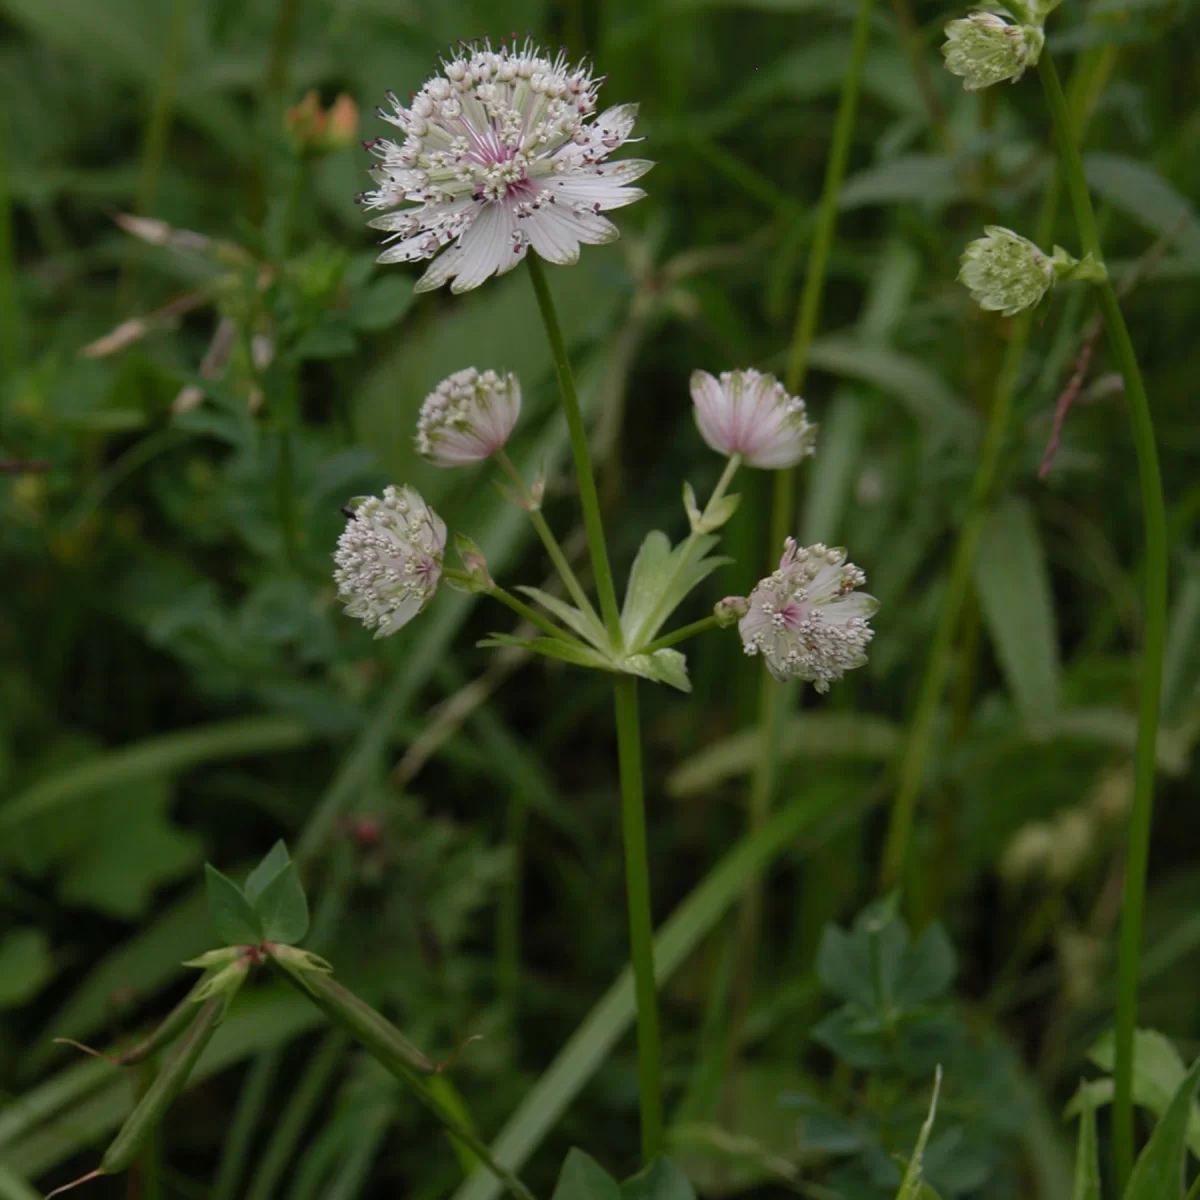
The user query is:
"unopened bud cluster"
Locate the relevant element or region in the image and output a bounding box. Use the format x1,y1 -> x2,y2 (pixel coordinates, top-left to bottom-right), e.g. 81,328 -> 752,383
942,11 -> 1044,91
960,226 -> 1107,316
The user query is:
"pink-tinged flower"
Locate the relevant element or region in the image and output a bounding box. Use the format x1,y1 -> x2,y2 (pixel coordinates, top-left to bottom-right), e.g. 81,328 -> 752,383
738,539 -> 877,690
334,485 -> 446,637
690,369 -> 816,469
361,39 -> 652,294
416,368 -> 520,467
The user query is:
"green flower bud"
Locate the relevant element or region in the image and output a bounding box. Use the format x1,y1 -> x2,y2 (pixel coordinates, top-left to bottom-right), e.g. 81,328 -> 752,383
713,596 -> 750,628
455,533 -> 494,594
959,225 -> 1055,316
942,11 -> 1044,91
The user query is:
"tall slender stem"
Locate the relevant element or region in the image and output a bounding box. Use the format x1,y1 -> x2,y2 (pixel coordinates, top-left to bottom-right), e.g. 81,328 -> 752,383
612,675 -> 663,1161
1037,49 -> 1168,1194
495,449 -> 601,627
528,253 -> 662,1162
527,256 -> 623,647
732,0 -> 876,1066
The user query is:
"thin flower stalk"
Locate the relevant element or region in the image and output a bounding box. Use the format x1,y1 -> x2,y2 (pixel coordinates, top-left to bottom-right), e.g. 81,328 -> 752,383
495,449 -> 601,627
1037,48 -> 1168,1194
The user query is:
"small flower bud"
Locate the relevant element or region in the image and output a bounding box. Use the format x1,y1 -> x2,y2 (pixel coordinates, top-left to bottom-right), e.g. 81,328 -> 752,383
740,539 -> 877,691
286,90 -> 359,153
942,12 -> 1044,92
455,533 -> 494,593
267,944 -> 334,976
690,369 -> 816,469
191,955 -> 252,1004
183,947 -> 246,970
416,368 -> 521,467
959,225 -> 1055,316
334,485 -> 446,637
714,596 -> 750,627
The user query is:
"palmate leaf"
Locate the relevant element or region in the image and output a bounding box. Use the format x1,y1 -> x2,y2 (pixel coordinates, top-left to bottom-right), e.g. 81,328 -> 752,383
478,633 -> 613,672
618,650 -> 692,693
621,530 -> 730,650
517,586 -> 610,651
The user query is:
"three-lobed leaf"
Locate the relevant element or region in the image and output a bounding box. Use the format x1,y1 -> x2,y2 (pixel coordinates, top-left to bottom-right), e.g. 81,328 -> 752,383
243,839 -> 290,905
252,861 -> 310,945
204,864 -> 263,946
551,1150 -> 621,1200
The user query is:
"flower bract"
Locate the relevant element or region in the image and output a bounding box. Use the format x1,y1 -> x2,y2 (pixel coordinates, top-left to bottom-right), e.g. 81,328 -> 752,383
416,368 -> 520,466
959,225 -> 1055,316
334,485 -> 446,637
690,368 -> 816,469
738,539 -> 877,690
362,39 -> 651,293
942,12 -> 1044,91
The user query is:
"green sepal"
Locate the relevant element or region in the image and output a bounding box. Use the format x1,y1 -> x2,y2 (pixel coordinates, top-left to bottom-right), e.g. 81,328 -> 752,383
182,946 -> 244,971
268,943 -> 334,976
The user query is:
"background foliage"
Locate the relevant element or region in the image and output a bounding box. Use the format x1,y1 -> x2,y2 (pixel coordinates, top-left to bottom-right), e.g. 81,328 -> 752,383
1,0 -> 1199,1196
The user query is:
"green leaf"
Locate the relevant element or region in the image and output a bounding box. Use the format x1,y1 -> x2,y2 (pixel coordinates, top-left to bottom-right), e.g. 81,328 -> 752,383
0,718 -> 310,837
1075,1030 -> 1200,1158
0,929 -> 55,1010
551,1149 -> 622,1200
1123,1057 -> 1200,1200
896,1067 -> 943,1199
667,712 -> 900,795
204,865 -> 263,946
1072,1083 -> 1100,1200
346,275 -> 416,332
805,337 -> 977,444
449,792 -> 875,1200
477,634 -> 612,672
893,923 -> 957,1009
815,925 -> 875,1010
1161,552 -> 1200,725
621,531 -> 728,649
251,862 -> 309,945
619,649 -> 692,693
517,586 -> 610,651
974,496 -> 1061,723
244,840 -> 291,905
839,155 -> 963,210
1084,153 -> 1200,257
620,1157 -> 696,1200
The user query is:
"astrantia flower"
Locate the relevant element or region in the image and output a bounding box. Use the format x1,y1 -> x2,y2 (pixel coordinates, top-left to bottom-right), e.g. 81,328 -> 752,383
361,38 -> 652,293
334,485 -> 446,637
738,539 -> 877,690
959,225 -> 1055,316
942,12 -> 1044,91
416,368 -> 520,466
690,369 -> 816,469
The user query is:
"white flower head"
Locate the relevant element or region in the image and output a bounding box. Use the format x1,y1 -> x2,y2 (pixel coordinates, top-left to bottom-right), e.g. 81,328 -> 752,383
959,225 -> 1054,316
361,38 -> 652,293
334,485 -> 446,637
942,11 -> 1044,91
690,369 -> 816,469
416,368 -> 520,466
738,539 -> 877,690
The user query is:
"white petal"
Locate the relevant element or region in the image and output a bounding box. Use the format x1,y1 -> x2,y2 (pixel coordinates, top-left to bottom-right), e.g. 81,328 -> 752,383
594,102 -> 639,146
414,241 -> 468,292
827,592 -> 878,620
449,203 -> 513,293
545,175 -> 647,211
374,593 -> 423,638
525,207 -> 582,266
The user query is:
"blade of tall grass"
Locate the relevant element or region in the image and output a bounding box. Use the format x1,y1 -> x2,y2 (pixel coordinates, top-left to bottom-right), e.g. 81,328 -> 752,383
449,787 -> 876,1200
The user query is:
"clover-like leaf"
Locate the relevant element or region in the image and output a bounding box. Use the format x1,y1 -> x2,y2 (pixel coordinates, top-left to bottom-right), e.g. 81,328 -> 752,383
204,864 -> 263,946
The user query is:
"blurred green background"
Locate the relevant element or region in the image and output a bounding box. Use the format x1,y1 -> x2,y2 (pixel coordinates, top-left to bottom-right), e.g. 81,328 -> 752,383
1,0 -> 1199,1196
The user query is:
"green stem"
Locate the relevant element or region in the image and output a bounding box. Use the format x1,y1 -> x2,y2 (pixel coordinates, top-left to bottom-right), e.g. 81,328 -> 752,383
640,615 -> 721,655
496,449 -> 601,626
1038,49 -> 1168,1196
0,108 -> 20,377
527,255 -> 624,647
612,675 -> 663,1162
731,0 -> 876,1086
483,581 -> 586,646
